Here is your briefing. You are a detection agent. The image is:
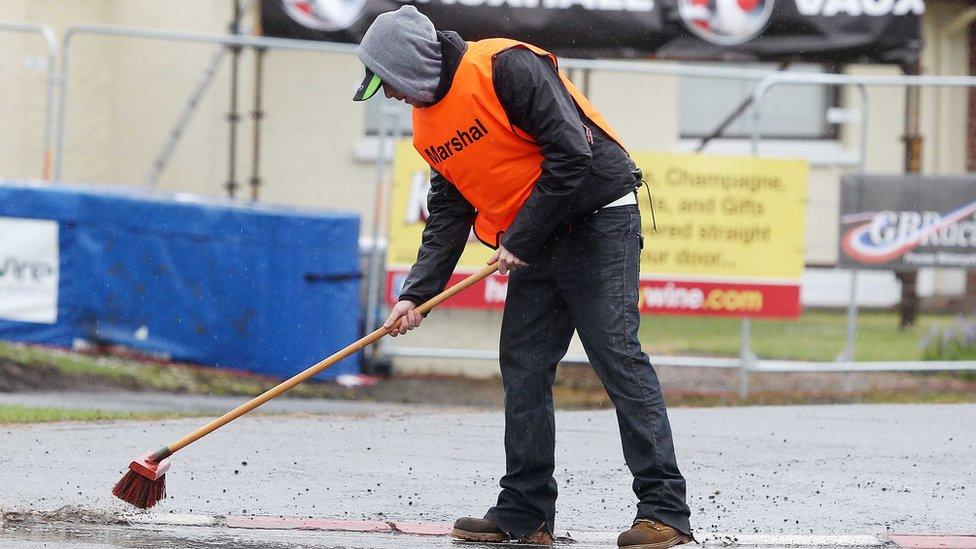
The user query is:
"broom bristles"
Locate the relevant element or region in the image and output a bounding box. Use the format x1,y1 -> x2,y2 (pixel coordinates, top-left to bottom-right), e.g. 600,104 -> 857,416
112,469 -> 167,509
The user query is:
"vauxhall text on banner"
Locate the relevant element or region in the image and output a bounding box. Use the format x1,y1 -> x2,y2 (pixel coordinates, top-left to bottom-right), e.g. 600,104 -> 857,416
839,174 -> 976,270
0,216 -> 59,324
386,142 -> 808,318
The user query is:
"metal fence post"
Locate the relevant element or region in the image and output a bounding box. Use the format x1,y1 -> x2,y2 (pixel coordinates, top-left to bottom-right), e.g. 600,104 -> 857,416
53,28 -> 73,182
839,84 -> 871,391
365,106 -> 394,352
249,46 -> 266,200
738,318 -> 754,399
0,22 -> 57,180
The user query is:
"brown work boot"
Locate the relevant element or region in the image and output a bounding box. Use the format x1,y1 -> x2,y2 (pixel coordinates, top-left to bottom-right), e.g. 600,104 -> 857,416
452,517 -> 505,542
618,519 -> 692,548
452,517 -> 553,546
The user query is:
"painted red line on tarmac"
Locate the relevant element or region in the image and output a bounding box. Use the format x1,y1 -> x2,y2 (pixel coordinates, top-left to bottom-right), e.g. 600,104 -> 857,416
392,521 -> 453,536
303,519 -> 393,532
226,516 -> 392,533
889,535 -> 976,548
225,516 -> 305,530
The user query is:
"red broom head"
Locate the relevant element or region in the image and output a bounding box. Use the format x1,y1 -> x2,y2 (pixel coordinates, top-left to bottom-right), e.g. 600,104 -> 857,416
112,452 -> 171,509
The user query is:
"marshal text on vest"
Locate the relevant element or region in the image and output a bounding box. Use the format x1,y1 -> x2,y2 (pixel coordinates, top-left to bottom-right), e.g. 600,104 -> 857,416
424,119 -> 490,165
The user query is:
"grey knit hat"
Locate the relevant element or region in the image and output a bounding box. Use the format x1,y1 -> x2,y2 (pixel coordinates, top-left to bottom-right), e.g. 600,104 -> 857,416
353,6 -> 442,103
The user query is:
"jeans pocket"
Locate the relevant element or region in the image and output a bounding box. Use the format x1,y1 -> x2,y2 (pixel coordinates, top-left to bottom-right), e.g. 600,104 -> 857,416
583,206 -> 642,240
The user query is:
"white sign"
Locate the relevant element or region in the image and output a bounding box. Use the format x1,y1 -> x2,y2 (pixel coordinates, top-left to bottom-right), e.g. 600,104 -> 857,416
0,217 -> 59,324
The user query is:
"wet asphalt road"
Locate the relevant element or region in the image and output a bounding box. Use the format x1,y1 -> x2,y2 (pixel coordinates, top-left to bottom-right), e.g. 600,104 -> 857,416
0,391 -> 417,415
1,403 -> 974,546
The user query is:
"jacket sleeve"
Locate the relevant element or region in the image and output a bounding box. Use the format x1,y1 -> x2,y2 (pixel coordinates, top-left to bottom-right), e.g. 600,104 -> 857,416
397,169 -> 476,305
493,47 -> 593,262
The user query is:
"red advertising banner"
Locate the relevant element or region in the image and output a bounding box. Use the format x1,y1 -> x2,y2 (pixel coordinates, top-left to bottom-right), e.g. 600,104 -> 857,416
637,278 -> 801,318
387,270 -> 801,319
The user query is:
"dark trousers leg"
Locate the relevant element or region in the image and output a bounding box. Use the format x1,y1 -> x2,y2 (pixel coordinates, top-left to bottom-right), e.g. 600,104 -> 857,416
486,251 -> 575,538
556,206 -> 692,536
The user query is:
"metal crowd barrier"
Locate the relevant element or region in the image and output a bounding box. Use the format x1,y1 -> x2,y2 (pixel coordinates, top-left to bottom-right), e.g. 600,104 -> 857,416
44,24 -> 976,397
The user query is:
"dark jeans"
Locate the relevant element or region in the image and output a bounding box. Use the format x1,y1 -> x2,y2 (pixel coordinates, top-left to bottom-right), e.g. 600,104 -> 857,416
485,204 -> 692,538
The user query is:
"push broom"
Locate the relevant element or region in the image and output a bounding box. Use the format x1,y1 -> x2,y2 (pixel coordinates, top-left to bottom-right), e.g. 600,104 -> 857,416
113,263 -> 499,509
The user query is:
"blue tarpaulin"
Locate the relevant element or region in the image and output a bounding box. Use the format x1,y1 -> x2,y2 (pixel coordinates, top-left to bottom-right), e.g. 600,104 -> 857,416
0,181 -> 361,379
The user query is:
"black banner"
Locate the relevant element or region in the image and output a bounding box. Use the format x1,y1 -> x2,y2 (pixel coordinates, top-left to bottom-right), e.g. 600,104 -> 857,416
260,0 -> 923,65
839,175 -> 976,271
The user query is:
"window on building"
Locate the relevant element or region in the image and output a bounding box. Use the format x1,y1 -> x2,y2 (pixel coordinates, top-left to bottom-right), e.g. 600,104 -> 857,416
679,63 -> 838,140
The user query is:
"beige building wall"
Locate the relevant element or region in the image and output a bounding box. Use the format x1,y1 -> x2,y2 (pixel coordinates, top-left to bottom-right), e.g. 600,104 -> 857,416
0,1 -> 970,376
920,0 -> 972,176
0,0 -> 379,221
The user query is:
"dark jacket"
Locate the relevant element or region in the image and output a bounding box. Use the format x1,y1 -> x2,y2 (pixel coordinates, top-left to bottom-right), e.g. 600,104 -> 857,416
398,31 -> 640,306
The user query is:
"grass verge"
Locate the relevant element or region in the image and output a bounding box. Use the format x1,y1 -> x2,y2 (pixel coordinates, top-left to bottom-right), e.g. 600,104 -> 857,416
640,309 -> 955,361
0,404 -> 185,425
0,341 -> 338,398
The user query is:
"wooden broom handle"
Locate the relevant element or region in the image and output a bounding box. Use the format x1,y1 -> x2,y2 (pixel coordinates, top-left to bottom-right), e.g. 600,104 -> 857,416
166,263 -> 500,454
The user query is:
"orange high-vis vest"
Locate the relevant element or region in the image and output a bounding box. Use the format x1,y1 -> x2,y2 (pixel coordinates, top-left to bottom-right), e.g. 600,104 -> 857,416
412,39 -> 625,248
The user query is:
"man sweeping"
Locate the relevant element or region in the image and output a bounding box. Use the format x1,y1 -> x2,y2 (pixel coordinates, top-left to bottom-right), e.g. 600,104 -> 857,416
353,6 -> 693,547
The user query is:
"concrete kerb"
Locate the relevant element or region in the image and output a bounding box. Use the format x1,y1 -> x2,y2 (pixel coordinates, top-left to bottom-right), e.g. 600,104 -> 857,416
4,511 -> 913,547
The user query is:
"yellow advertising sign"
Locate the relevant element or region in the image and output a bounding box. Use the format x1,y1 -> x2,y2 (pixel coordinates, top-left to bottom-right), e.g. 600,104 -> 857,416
388,143 -> 806,277
387,141 -> 808,317
631,151 -> 808,280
